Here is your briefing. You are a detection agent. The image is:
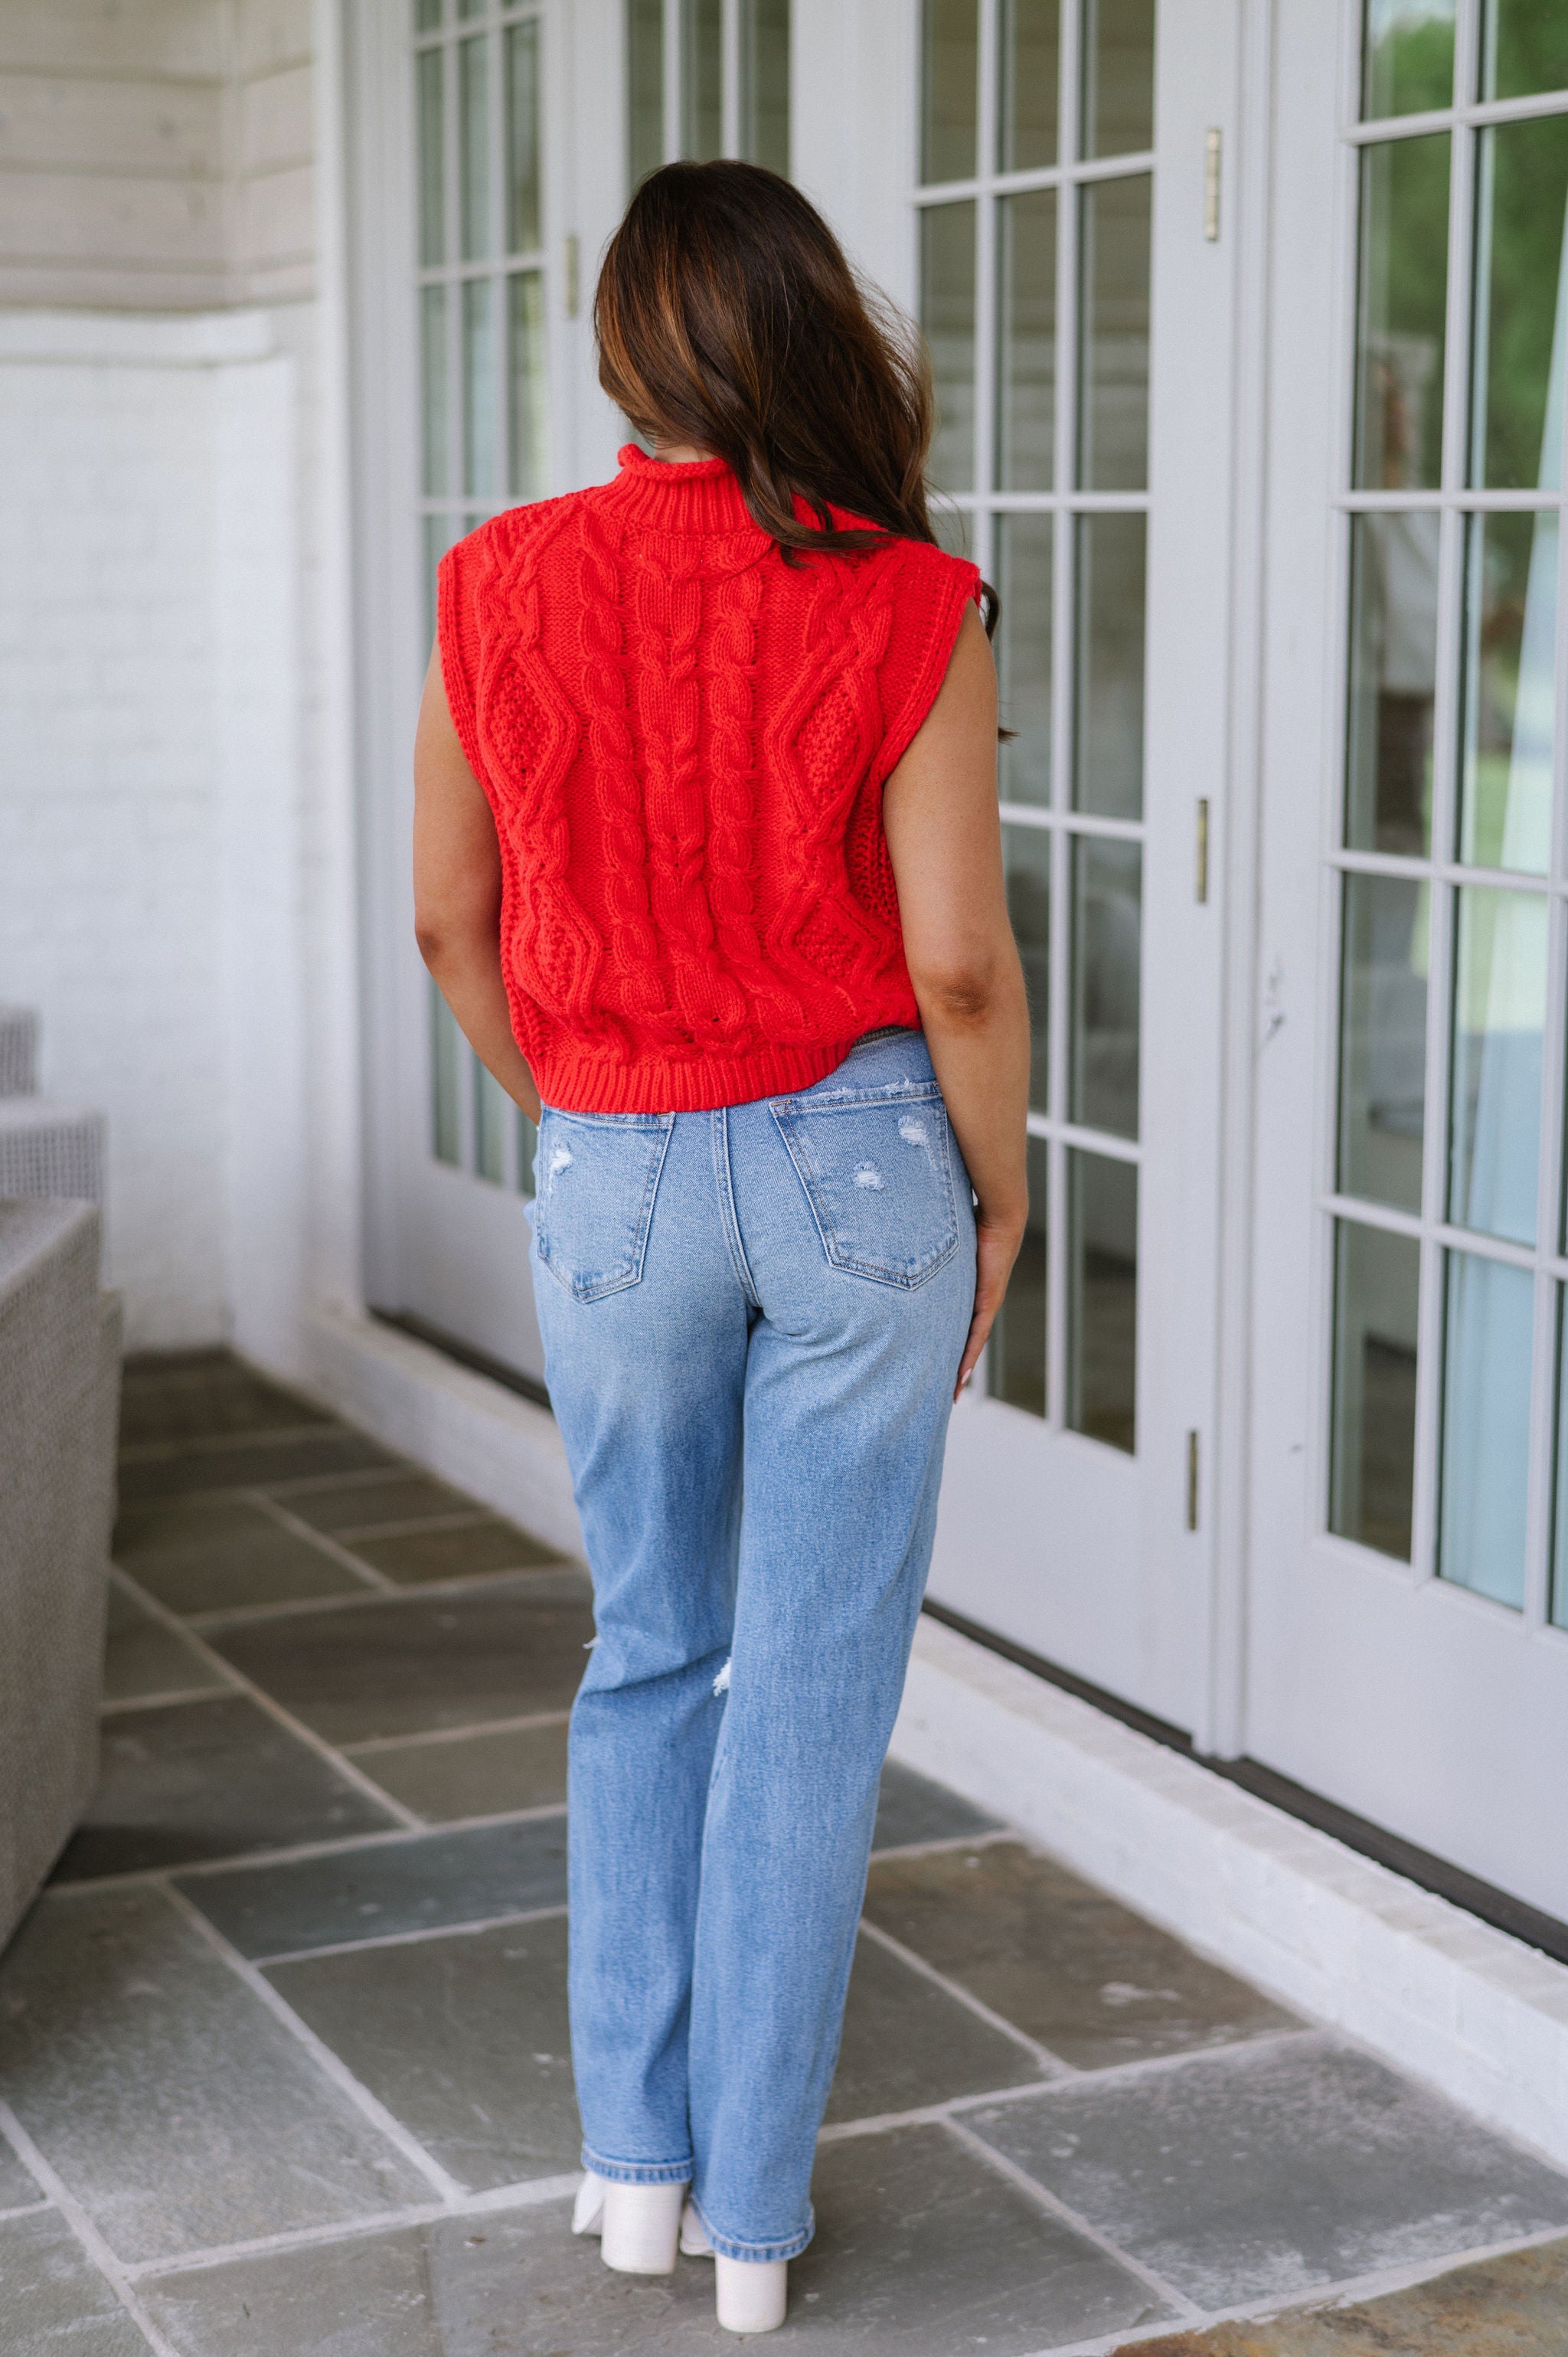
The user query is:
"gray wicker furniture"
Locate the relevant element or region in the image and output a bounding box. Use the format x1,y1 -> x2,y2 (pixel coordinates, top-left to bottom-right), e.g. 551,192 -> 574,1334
0,1198 -> 120,1947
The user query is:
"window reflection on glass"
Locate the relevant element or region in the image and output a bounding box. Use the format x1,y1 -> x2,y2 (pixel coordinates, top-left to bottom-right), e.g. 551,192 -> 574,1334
628,0 -> 664,185
997,515 -> 1052,806
431,982 -> 462,1165
417,48 -> 445,266
1345,512 -> 1439,857
1067,1149 -> 1136,1452
474,1054 -> 509,1184
1004,823 -> 1050,1110
1080,0 -> 1154,161
922,0 -> 978,183
990,1133 -> 1050,1416
1070,836 -> 1140,1141
998,0 -> 1058,172
1353,134 -> 1450,491
506,21 -> 541,251
1448,884 -> 1547,1247
421,286 -> 449,497
508,273 -> 548,499
1469,116 -> 1568,491
922,203 -> 977,492
1459,512 -> 1557,874
1361,0 -> 1455,119
1481,0 -> 1568,104
1329,1218 -> 1419,1560
459,35 -> 491,260
1077,173 -> 1150,492
462,277 -> 496,495
1439,1247 -> 1532,1608
1073,512 -> 1145,818
997,188 -> 1056,491
517,1107 -> 538,1198
740,0 -> 790,175
1338,873 -> 1428,1214
682,0 -> 723,161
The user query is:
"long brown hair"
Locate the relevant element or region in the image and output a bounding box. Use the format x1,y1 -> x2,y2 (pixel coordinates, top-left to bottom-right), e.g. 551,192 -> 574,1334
595,160 -> 997,633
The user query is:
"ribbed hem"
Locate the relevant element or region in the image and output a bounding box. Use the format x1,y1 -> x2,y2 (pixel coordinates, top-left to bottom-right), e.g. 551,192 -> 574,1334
691,2195 -> 815,2264
534,1035 -> 877,1115
581,2143 -> 694,2186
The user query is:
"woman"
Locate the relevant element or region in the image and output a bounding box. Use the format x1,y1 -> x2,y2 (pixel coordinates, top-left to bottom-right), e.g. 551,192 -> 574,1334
413,159 -> 1028,2335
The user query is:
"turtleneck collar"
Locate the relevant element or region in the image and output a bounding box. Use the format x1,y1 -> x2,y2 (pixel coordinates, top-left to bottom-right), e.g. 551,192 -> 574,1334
605,442 -> 760,534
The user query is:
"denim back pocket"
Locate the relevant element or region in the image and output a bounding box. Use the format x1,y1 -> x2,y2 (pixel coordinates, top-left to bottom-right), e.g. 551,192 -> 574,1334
771,1082 -> 960,1289
532,1109 -> 675,1302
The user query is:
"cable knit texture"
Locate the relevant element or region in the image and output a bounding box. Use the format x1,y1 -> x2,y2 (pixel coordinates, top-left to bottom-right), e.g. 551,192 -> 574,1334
438,445 -> 982,1113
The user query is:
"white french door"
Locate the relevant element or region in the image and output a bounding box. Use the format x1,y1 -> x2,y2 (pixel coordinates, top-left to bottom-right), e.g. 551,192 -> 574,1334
892,0 -> 1235,1735
1247,0 -> 1568,1917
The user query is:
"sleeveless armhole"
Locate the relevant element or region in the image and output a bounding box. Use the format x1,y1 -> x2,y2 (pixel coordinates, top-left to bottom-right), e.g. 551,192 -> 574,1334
436,533 -> 489,788
871,542 -> 985,790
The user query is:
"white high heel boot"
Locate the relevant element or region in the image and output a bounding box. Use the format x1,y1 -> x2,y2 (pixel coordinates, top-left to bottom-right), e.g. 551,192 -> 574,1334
714,2255 -> 789,2334
599,2181 -> 687,2274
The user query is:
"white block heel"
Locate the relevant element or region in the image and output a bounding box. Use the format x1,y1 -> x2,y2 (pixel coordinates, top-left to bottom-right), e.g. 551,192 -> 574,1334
714,2255 -> 788,2334
599,2181 -> 687,2274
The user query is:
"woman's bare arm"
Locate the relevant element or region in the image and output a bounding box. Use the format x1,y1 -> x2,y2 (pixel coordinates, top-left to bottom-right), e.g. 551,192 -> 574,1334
412,646 -> 543,1126
882,602 -> 1031,1398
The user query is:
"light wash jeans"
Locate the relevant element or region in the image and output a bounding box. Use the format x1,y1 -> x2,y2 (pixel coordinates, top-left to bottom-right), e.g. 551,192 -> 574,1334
528,1030 -> 975,2263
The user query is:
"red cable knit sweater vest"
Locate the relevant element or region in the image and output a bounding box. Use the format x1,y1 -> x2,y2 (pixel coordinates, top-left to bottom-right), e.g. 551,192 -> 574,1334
438,444 -> 982,1113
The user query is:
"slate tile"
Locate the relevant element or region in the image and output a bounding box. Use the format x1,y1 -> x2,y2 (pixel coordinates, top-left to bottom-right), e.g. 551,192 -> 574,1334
825,1930 -> 1049,2125
115,1430 -> 398,1508
180,1814 -> 569,1960
205,1574 -> 596,1744
119,1350 -> 332,1450
864,1841 -> 1295,2068
276,1473 -> 480,1535
1113,2233 -> 1568,2355
871,1761 -> 1004,1854
51,1695 -> 398,1882
103,1584 -> 228,1707
265,1915 -> 579,2192
352,1720 -> 570,1822
966,2033 -> 1568,2313
139,2130 -> 1172,2355
0,2208 -> 150,2354
113,1497 -> 365,1617
346,1518 -> 567,1586
0,1886 -> 430,2264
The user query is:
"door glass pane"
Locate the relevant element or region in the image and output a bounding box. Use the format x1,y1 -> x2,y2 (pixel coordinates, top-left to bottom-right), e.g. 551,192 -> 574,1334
997,515 -> 1053,806
1081,0 -> 1155,161
1481,0 -> 1568,103
1004,824 -> 1050,1110
474,1054 -> 508,1184
417,47 -> 445,266
1077,172 -> 1150,490
462,276 -> 497,495
740,0 -> 790,175
628,0 -> 664,185
922,0 -> 978,184
459,34 -> 492,260
922,202 -> 977,492
1353,133 -> 1450,491
1067,1149 -> 1136,1452
505,20 -> 541,253
999,0 -> 1058,173
457,0 -> 483,18
1073,512 -> 1145,817
518,1108 -> 538,1197
1362,0 -> 1455,120
1338,873 -> 1429,1214
1070,835 -> 1140,1139
416,0 -> 442,28
421,284 -> 450,496
1439,1247 -> 1532,1607
508,272 -> 548,499
1344,512 -> 1439,858
1470,116 -> 1568,493
682,0 -> 723,161
990,1133 -> 1050,1415
998,188 -> 1057,491
1447,884 -> 1547,1247
431,984 -> 462,1165
1329,1218 -> 1419,1560
1459,511 -> 1557,874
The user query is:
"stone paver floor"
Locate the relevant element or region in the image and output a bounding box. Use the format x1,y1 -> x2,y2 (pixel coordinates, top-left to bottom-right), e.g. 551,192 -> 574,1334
2,1348 -> 1566,2354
